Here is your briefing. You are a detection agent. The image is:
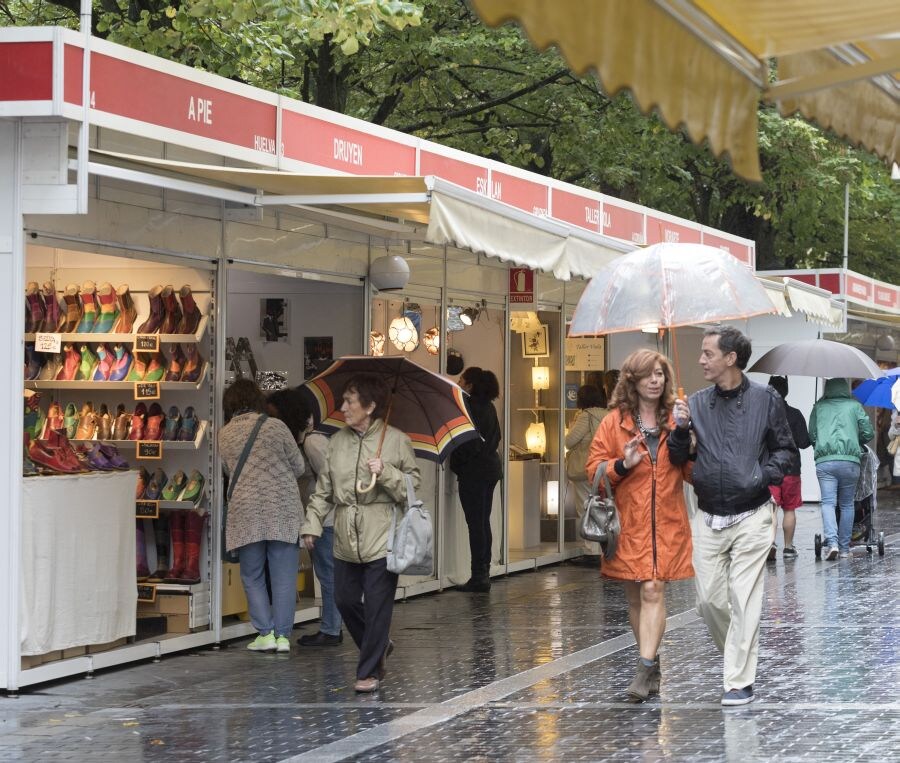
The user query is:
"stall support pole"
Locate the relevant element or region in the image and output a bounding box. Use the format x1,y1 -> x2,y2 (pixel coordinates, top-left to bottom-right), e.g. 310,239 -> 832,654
0,121 -> 26,692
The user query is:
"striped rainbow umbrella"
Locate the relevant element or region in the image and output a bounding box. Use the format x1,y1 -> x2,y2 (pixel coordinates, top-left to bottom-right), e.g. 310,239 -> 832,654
300,355 -> 480,463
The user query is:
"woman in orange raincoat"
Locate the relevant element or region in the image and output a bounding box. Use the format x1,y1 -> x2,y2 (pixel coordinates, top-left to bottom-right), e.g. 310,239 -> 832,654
586,349 -> 693,703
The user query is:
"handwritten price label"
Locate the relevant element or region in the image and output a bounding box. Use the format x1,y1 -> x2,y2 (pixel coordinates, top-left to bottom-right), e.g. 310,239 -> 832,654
34,333 -> 62,353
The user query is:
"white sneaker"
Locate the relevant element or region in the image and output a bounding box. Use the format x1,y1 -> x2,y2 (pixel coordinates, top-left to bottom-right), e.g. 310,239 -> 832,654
839,551 -> 851,559
275,636 -> 291,653
825,547 -> 839,561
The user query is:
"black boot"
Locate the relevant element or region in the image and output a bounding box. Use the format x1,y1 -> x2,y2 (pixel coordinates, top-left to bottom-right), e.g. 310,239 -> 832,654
458,565 -> 491,592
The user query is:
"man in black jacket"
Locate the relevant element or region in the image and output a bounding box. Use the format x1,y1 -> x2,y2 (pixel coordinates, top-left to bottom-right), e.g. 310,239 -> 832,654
669,326 -> 796,706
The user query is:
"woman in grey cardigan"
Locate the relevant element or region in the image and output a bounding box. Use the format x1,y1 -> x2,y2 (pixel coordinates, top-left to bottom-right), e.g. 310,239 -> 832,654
565,384 -> 608,564
220,379 -> 305,654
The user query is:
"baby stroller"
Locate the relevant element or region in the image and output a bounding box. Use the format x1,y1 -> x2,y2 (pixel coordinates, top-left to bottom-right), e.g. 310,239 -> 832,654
815,445 -> 885,558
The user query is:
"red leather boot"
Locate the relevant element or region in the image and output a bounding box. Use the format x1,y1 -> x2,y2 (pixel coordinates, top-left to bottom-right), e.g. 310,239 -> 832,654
177,285 -> 202,334
180,511 -> 207,583
137,285 -> 164,334
159,285 -> 183,335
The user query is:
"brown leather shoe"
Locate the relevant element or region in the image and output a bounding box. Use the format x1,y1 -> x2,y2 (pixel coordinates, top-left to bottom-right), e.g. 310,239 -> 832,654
113,403 -> 131,440
354,677 -> 379,693
74,403 -> 97,440
96,403 -> 112,440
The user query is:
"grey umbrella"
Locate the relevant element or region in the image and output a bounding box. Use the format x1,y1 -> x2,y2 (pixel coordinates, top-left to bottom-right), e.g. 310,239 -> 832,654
748,339 -> 881,379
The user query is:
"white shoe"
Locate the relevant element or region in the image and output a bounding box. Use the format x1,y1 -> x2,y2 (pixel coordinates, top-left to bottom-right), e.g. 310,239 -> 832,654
825,547 -> 839,561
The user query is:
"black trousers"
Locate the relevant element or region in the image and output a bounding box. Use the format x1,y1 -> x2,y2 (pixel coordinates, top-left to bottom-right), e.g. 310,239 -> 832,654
458,476 -> 499,574
334,557 -> 398,680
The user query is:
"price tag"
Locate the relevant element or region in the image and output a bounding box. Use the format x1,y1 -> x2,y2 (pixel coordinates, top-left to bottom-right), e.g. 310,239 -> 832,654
136,500 -> 160,518
134,334 -> 160,352
136,441 -> 163,460
137,583 -> 157,603
34,332 -> 62,353
134,381 -> 160,400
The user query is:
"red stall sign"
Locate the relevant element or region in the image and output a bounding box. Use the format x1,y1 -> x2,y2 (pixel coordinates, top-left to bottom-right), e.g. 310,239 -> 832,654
490,171 -> 549,217
282,110 -> 416,175
646,216 -> 702,246
845,274 -> 873,303
419,150 -> 487,194
552,188 -> 601,232
0,42 -> 53,101
702,232 -> 752,265
603,202 -> 644,244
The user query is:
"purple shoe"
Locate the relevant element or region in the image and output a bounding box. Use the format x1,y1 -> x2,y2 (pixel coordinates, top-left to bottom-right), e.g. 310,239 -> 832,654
82,443 -> 114,471
109,344 -> 132,382
98,443 -> 130,470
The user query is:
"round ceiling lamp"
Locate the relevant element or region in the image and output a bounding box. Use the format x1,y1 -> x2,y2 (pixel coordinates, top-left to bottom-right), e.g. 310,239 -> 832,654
388,316 -> 418,352
369,255 -> 410,291
423,327 -> 440,356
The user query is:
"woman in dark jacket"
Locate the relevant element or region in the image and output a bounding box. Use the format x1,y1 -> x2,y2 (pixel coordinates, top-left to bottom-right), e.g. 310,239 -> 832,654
451,367 -> 502,592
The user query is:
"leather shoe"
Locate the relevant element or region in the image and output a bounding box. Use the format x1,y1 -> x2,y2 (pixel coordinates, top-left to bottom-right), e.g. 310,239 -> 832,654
297,631 -> 343,647
354,677 -> 379,693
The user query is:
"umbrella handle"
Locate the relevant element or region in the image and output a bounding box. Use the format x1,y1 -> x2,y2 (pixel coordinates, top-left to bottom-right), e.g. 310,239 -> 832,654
357,472 -> 377,494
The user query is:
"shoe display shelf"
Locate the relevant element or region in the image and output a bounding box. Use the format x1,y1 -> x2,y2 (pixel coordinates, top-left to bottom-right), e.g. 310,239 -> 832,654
71,420 -> 209,451
24,315 -> 210,345
25,362 -> 210,391
157,489 -> 206,510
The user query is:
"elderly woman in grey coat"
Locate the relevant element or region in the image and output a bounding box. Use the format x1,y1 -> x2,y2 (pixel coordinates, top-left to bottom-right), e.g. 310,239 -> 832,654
220,379 -> 305,654
302,373 -> 419,693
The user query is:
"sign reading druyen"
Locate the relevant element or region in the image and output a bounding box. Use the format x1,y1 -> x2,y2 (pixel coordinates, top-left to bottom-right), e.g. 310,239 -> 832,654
134,382 -> 160,401
34,332 -> 61,353
136,441 -> 163,460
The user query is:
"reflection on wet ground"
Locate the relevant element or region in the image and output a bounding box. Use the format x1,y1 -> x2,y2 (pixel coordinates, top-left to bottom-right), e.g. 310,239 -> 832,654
2,494 -> 898,761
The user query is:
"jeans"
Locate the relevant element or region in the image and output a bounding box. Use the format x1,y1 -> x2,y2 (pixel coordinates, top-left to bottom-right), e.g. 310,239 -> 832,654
816,461 -> 860,552
311,526 -> 342,636
239,540 -> 299,638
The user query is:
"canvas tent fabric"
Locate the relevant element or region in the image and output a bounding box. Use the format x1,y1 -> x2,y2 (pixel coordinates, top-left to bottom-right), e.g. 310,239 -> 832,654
470,0 -> 900,181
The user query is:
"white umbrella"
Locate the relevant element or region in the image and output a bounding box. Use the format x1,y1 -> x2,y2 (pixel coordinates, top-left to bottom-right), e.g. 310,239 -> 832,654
892,377 -> 900,411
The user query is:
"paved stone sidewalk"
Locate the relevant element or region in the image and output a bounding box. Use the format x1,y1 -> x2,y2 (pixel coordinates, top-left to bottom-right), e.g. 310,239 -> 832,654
1,494 -> 898,762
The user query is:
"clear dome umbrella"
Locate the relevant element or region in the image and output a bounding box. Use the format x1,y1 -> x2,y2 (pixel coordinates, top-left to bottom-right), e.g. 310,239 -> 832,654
569,243 -> 777,391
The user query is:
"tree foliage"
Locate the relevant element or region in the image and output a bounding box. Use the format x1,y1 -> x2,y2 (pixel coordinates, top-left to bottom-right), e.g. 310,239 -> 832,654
3,0 -> 896,283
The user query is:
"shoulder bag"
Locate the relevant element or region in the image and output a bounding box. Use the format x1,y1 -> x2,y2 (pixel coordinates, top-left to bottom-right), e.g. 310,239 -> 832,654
222,414 -> 268,564
386,474 -> 434,576
579,461 -> 621,560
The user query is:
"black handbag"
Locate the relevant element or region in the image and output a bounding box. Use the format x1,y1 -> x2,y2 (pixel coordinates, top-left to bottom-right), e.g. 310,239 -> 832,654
222,414 -> 268,564
579,461 -> 621,560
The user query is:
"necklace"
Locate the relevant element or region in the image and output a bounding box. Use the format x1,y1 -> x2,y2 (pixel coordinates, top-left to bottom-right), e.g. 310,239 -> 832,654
634,411 -> 659,438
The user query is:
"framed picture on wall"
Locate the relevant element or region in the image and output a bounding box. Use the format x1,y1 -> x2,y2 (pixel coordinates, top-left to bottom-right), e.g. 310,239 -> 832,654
522,324 -> 549,358
260,298 -> 289,342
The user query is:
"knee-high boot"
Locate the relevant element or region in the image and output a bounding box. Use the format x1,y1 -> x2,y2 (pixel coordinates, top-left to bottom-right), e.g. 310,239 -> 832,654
165,511 -> 186,581
136,520 -> 151,580
149,513 -> 170,581
180,511 -> 207,583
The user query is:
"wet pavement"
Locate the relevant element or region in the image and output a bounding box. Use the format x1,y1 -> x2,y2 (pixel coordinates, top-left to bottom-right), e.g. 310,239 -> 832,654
2,492 -> 898,762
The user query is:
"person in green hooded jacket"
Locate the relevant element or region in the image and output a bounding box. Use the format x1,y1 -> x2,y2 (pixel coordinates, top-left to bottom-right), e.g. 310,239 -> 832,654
808,378 -> 874,560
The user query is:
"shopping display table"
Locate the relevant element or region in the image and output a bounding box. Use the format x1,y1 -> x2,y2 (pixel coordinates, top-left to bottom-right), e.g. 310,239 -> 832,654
21,471 -> 138,655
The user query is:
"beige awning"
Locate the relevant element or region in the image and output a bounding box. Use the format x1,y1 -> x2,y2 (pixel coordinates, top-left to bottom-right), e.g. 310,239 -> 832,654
87,150 -> 632,280
786,284 -> 843,327
763,283 -> 793,318
470,0 -> 900,181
